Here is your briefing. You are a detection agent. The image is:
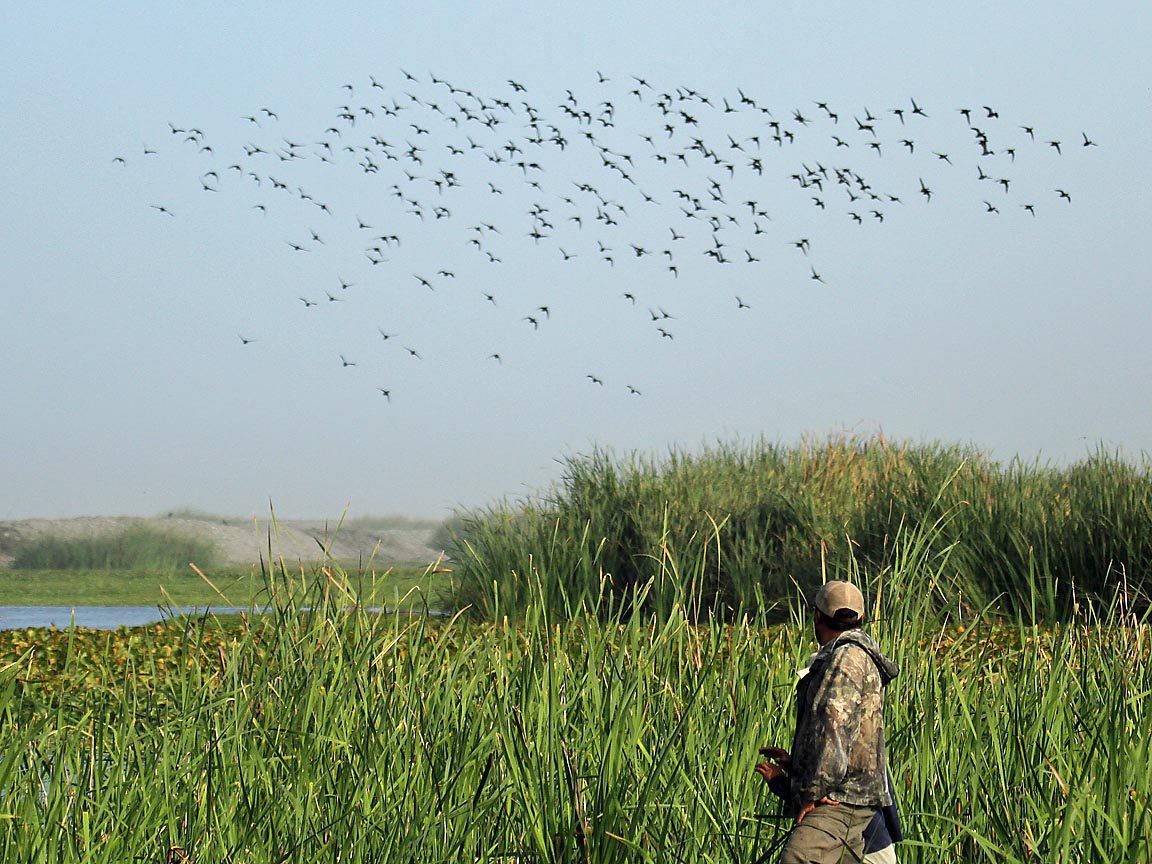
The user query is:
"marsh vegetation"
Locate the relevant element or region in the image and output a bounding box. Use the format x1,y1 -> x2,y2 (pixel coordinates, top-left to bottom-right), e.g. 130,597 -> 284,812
0,546 -> 1148,862
3,437 -> 1150,861
447,436 -> 1151,622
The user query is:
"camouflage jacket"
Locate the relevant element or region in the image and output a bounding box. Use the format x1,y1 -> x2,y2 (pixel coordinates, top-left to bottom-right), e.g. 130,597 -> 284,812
788,629 -> 899,809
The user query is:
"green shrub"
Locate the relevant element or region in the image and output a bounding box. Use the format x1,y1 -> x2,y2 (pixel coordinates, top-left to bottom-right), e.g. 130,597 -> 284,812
11,524 -> 219,573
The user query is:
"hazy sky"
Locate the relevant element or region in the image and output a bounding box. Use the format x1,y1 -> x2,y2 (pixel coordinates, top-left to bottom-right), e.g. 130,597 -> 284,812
2,1 -> 1149,520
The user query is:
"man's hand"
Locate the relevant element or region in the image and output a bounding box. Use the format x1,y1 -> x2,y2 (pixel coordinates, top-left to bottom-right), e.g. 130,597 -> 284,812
795,796 -> 841,824
759,746 -> 792,770
754,760 -> 784,784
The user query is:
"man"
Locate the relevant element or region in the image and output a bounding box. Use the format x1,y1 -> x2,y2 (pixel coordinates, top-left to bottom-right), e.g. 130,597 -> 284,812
755,581 -> 900,863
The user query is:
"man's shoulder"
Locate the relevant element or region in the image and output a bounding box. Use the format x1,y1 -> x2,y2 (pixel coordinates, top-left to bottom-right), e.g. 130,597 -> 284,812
826,638 -> 882,682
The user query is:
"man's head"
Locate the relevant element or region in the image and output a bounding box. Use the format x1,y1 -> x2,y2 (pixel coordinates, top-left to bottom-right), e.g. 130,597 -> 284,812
811,581 -> 865,642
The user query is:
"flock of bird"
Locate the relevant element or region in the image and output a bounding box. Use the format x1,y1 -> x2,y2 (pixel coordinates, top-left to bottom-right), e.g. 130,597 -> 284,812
122,71 -> 1097,401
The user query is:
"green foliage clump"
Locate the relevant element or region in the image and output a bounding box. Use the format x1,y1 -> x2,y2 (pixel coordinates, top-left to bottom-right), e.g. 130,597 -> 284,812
11,524 -> 219,573
448,436 -> 1152,621
429,513 -> 468,556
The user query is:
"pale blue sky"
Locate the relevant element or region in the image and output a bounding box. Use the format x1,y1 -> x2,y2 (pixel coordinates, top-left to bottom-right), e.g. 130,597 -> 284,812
2,1 -> 1149,519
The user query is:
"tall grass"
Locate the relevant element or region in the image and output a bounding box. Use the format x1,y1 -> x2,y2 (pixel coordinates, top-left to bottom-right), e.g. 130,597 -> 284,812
10,525 -> 219,573
446,436 -> 1152,621
0,539 -> 1148,862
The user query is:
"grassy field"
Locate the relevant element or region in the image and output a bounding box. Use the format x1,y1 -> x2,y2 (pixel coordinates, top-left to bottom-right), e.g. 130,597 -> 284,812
0,546 -> 1148,863
0,563 -> 455,607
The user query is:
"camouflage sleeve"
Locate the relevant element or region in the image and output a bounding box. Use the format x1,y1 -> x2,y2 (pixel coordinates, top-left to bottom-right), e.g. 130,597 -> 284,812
795,645 -> 869,803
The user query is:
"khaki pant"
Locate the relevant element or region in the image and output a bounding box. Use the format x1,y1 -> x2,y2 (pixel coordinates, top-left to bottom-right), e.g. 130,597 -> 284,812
778,803 -> 876,864
864,845 -> 897,864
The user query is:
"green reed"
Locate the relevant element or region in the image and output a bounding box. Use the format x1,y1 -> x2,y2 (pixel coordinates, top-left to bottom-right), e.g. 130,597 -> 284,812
0,535 -> 1148,863
446,436 -> 1152,622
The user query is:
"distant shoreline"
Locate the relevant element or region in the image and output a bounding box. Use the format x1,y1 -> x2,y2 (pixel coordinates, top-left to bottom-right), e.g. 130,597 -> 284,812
0,514 -> 445,569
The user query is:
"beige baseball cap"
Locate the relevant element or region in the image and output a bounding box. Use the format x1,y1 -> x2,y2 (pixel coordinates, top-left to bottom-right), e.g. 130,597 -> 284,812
812,581 -> 865,620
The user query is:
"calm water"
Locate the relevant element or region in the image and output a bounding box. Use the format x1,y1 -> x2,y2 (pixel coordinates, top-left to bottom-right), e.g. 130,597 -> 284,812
0,605 -> 252,631
0,604 -> 448,631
